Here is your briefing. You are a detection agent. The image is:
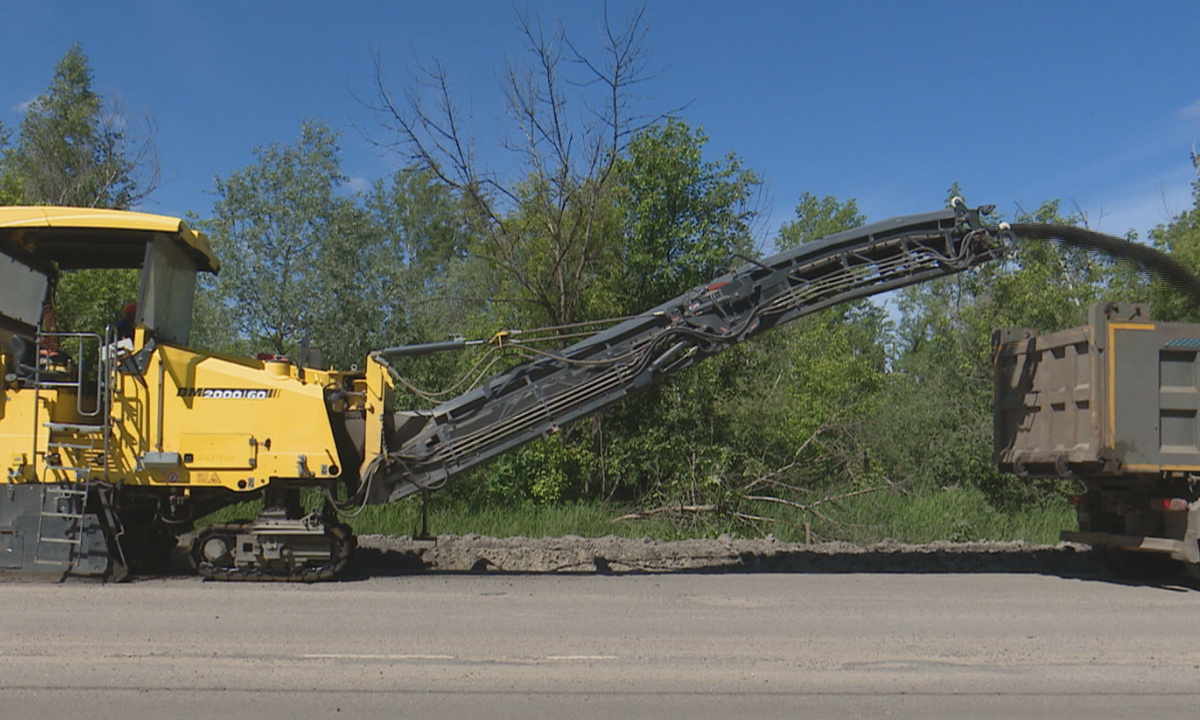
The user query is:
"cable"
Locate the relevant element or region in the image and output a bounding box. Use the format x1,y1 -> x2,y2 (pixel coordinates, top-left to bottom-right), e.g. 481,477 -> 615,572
325,452 -> 387,518
374,345 -> 507,401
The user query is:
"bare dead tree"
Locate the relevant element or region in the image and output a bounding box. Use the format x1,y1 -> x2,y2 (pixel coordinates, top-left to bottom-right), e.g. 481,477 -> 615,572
365,3 -> 673,328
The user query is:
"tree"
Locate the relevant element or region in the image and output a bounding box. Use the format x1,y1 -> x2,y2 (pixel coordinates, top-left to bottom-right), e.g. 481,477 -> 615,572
364,167 -> 476,339
0,121 -> 17,204
0,45 -> 161,337
194,120 -> 376,368
367,5 -> 667,329
361,166 -> 499,406
880,194 -> 1119,510
1149,155 -> 1200,322
415,118 -> 766,508
2,44 -> 159,209
517,120 -> 761,505
597,119 -> 761,316
778,192 -> 864,250
366,6 -> 745,508
595,193 -> 889,537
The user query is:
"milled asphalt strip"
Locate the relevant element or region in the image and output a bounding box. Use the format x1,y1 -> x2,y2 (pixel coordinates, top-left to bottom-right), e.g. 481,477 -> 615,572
4,687 -> 1199,698
301,653 -> 619,661
301,653 -> 456,660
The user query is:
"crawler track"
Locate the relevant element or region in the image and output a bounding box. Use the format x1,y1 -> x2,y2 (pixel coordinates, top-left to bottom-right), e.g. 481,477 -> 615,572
192,521 -> 356,582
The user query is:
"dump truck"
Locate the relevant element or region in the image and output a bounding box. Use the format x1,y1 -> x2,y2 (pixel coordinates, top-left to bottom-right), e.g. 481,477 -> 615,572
996,302 -> 1200,579
1,202 -> 1194,581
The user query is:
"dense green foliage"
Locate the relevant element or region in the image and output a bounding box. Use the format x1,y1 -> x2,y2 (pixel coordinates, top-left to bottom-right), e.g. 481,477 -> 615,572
8,42 -> 1200,544
0,44 -> 153,336
191,120 -> 386,368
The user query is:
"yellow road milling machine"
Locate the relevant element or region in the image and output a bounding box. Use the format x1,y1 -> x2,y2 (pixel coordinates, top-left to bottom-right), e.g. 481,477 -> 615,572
0,207 -> 364,580
2,204 -> 1197,581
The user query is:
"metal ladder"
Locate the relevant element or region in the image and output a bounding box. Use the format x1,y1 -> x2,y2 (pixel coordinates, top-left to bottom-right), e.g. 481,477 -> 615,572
33,483 -> 89,573
23,327 -> 120,577
43,422 -> 109,479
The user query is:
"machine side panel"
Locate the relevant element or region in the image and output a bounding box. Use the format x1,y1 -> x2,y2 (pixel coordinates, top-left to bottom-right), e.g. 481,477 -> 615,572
1119,323 -> 1200,471
1110,324 -> 1160,469
143,346 -> 344,490
994,326 -> 1099,474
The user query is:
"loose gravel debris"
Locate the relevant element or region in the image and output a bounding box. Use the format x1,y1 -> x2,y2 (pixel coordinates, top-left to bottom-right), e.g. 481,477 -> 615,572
354,534 -> 1107,576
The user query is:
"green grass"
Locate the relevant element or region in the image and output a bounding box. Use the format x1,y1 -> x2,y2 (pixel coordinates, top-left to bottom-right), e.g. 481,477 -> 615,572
813,484 -> 1077,545
194,484 -> 1077,546
196,493 -> 686,540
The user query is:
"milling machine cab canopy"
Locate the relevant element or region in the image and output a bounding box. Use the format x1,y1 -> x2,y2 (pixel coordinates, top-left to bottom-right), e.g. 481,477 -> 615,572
0,206 -> 220,348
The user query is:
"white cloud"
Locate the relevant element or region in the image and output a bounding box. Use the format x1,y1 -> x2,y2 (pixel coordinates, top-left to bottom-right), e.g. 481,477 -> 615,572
1178,99 -> 1200,121
14,99 -> 35,113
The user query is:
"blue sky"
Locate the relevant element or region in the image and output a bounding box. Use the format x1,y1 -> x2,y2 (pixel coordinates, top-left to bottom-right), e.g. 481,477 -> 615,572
4,1 -> 1199,245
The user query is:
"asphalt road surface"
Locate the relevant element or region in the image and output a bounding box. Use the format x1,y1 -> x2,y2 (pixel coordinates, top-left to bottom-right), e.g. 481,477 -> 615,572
2,571 -> 1199,719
